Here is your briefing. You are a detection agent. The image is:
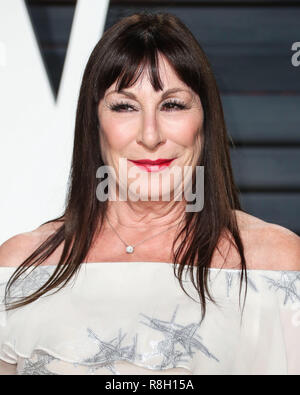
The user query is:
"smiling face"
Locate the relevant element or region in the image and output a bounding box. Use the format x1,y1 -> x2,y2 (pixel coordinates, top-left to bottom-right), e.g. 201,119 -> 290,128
97,53 -> 204,202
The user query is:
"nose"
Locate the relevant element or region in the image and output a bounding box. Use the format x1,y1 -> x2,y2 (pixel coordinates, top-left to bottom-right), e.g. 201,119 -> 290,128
136,110 -> 165,150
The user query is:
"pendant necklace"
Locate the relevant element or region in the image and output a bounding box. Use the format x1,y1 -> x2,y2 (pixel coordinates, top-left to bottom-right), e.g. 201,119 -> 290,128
104,212 -> 185,254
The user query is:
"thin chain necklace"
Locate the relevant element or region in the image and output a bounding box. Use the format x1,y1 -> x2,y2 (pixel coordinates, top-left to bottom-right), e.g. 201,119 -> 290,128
104,212 -> 185,254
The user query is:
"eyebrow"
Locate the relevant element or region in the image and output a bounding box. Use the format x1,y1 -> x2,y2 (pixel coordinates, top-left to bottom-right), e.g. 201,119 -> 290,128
106,87 -> 192,100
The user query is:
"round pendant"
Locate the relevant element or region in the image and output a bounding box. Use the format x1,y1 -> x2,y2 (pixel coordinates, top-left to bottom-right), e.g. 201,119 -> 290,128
126,245 -> 134,254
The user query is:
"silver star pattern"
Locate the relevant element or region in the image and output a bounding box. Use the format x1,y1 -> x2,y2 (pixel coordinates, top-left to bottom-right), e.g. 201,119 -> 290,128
3,266 -> 53,304
138,304 -> 219,368
79,304 -> 219,374
18,350 -> 58,375
262,271 -> 300,304
225,271 -> 258,298
80,328 -> 138,374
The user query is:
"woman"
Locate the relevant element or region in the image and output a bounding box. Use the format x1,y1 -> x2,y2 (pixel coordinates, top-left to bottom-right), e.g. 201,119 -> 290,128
0,12 -> 299,375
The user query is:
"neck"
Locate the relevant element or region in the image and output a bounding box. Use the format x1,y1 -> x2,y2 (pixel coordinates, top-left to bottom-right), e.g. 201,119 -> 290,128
105,200 -> 186,230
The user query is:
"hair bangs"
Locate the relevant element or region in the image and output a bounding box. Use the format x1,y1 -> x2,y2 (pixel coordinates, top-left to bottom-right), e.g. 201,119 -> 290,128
116,51 -> 165,93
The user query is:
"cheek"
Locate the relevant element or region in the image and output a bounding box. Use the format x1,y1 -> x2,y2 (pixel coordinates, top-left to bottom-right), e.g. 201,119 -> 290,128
100,115 -> 135,150
165,113 -> 203,146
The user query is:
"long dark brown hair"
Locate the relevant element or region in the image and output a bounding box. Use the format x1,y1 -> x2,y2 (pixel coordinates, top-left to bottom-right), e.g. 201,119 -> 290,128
4,12 -> 247,320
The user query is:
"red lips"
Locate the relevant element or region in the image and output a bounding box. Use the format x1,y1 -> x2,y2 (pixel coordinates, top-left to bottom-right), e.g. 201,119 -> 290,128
128,158 -> 175,172
129,158 -> 175,165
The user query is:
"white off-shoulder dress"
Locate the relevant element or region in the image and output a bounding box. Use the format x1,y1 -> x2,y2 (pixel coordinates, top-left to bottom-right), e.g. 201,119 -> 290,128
0,261 -> 299,375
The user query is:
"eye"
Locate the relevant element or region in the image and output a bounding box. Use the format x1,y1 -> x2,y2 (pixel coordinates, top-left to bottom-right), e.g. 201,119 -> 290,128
108,100 -> 137,112
162,99 -> 187,111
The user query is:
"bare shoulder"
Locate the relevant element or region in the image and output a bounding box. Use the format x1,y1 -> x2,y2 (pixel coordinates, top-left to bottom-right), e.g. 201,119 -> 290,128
234,209 -> 300,271
0,220 -> 64,268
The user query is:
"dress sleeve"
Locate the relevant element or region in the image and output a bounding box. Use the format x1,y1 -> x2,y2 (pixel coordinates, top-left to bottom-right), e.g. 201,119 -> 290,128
271,270 -> 300,374
0,267 -> 18,365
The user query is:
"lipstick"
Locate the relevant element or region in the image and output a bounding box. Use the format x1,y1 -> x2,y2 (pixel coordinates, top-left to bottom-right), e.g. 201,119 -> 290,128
128,158 -> 175,172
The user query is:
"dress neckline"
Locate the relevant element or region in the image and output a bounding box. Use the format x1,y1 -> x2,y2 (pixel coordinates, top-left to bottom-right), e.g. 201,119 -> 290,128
1,260 -> 299,273
79,261 -> 299,273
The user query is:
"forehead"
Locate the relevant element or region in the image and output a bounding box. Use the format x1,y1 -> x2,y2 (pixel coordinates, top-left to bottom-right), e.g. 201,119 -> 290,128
106,53 -> 189,94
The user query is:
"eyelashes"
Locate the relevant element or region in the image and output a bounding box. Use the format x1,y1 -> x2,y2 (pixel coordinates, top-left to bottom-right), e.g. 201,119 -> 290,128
108,99 -> 188,113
